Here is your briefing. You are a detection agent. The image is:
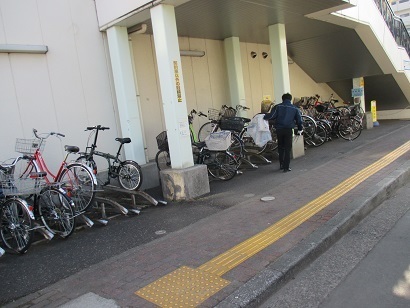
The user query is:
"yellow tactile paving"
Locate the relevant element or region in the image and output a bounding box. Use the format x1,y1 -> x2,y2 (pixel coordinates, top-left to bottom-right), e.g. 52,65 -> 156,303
135,266 -> 230,307
136,141 -> 410,307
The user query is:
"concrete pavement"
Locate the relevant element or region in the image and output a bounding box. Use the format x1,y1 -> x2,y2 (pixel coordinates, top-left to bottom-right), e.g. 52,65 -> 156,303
2,119 -> 410,308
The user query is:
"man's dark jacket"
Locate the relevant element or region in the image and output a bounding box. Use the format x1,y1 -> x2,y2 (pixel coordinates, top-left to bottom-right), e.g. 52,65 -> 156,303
263,99 -> 303,131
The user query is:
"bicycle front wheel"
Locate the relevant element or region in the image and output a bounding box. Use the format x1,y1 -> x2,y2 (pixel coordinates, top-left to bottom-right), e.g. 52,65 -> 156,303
204,151 -> 237,181
58,163 -> 96,212
155,149 -> 171,171
37,187 -> 75,238
118,161 -> 143,190
0,198 -> 34,254
338,118 -> 362,141
307,122 -> 327,147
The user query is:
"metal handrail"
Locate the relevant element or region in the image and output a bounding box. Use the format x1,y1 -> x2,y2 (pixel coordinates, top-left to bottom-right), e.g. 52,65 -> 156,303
373,0 -> 410,55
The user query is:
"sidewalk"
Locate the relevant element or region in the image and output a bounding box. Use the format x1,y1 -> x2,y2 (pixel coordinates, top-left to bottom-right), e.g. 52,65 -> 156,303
4,120 -> 410,308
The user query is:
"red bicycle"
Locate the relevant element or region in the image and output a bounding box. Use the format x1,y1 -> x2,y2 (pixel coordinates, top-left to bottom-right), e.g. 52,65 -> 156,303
15,129 -> 97,213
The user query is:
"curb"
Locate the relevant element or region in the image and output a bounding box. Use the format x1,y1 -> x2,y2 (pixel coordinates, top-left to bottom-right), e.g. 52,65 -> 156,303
216,160 -> 410,307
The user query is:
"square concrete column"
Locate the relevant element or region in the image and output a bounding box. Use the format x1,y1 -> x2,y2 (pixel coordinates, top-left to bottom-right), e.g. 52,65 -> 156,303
269,24 -> 304,158
106,26 -> 146,164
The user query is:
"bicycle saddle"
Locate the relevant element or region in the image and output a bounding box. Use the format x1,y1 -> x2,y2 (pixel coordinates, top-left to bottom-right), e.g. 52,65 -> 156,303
64,145 -> 80,153
115,137 -> 131,144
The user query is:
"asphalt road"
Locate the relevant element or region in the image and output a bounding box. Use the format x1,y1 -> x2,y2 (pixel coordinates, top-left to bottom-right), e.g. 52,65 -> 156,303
0,120 -> 409,305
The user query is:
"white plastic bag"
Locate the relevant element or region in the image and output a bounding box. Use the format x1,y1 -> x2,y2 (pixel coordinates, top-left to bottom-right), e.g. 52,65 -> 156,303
247,114 -> 272,147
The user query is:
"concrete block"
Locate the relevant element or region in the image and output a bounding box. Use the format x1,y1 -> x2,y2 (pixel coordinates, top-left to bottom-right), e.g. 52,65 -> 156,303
292,135 -> 305,159
364,112 -> 373,129
160,165 -> 210,201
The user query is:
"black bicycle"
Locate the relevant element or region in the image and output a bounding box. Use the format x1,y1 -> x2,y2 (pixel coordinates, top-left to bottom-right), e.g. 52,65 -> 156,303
77,125 -> 143,191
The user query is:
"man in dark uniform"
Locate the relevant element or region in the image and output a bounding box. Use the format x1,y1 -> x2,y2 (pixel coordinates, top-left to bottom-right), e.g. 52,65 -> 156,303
263,93 -> 303,172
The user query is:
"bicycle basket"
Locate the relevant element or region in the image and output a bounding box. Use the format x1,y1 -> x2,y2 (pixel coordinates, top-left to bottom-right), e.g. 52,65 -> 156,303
208,108 -> 222,121
222,108 -> 236,118
204,130 -> 231,151
219,117 -> 247,132
15,138 -> 45,154
156,131 -> 169,151
0,174 -> 45,196
314,104 -> 327,113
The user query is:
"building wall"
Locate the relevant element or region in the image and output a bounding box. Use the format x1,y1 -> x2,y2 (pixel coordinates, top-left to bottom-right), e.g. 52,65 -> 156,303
0,0 -> 120,171
130,34 -> 339,160
391,0 -> 410,31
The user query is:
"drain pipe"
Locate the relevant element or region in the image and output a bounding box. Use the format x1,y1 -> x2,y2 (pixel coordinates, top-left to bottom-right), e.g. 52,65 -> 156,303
99,0 -> 164,32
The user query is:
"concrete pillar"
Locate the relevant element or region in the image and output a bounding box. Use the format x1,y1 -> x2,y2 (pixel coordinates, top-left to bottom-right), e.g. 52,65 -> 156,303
106,26 -> 146,164
224,37 -> 247,117
150,4 -> 193,169
269,24 -> 304,158
352,77 -> 366,112
268,24 -> 291,104
151,4 -> 209,200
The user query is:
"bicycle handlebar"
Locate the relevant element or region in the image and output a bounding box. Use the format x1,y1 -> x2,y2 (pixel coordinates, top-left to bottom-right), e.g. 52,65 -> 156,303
236,105 -> 250,111
33,128 -> 65,139
86,125 -> 110,131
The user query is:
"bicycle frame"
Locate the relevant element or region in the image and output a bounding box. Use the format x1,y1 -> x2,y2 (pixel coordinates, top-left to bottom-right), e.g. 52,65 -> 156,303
81,130 -> 126,178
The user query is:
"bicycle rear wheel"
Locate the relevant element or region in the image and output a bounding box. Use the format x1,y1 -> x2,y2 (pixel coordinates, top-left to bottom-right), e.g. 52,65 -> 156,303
0,198 -> 34,254
37,187 -> 75,238
155,149 -> 171,171
198,122 -> 219,141
204,151 -> 237,181
58,163 -> 96,212
118,161 -> 143,190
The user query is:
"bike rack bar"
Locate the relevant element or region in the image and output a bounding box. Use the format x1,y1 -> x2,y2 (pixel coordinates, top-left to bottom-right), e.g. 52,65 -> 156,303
33,222 -> 54,240
0,247 -> 5,257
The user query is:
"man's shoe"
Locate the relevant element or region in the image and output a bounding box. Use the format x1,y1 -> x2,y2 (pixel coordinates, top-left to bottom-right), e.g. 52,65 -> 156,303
280,164 -> 284,170
283,168 -> 292,173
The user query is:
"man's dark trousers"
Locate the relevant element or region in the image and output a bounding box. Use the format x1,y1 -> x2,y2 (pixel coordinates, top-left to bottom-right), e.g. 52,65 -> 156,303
276,128 -> 293,170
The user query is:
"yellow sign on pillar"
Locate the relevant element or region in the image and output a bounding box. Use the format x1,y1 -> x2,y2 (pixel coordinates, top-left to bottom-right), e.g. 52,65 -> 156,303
371,100 -> 379,127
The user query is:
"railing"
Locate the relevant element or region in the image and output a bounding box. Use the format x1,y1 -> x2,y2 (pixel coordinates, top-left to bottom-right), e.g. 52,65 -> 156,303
373,0 -> 410,56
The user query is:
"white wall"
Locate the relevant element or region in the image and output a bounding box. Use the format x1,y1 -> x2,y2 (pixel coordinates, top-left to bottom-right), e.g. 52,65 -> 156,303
0,0 -> 119,171
130,34 -> 340,160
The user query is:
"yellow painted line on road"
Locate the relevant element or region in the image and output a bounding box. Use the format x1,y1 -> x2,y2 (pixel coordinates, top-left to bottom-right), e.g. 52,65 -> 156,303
136,141 -> 410,307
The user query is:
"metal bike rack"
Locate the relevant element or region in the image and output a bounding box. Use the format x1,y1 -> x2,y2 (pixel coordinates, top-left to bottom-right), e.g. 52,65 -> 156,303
90,185 -> 167,223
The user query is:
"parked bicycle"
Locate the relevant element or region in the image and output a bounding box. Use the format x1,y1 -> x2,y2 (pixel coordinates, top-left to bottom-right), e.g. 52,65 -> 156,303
76,125 -> 143,191
14,129 -> 97,213
155,130 -> 238,180
155,109 -> 241,171
0,160 -> 76,254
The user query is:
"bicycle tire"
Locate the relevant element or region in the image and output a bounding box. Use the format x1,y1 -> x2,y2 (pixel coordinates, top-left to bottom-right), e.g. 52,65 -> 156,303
204,151 -> 237,181
155,149 -> 171,171
11,157 -> 39,199
301,115 -> 317,139
307,122 -> 327,147
227,132 -> 245,161
240,129 -> 270,155
57,163 -> 96,212
76,156 -> 97,175
0,198 -> 34,254
198,122 -> 219,141
118,161 -> 143,190
338,118 -> 362,141
37,187 -> 75,238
